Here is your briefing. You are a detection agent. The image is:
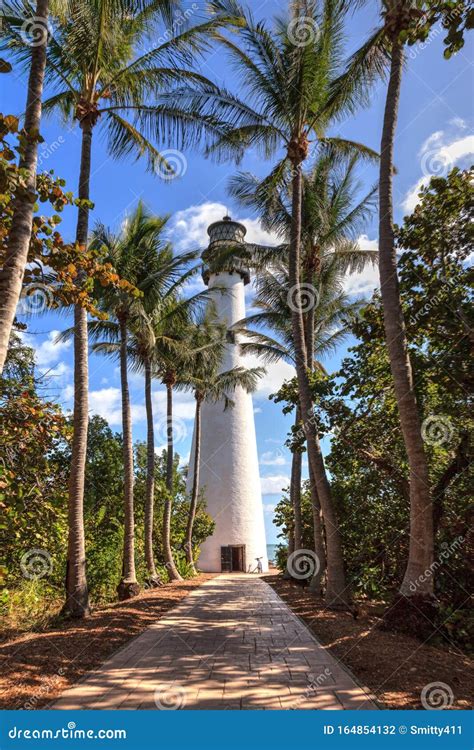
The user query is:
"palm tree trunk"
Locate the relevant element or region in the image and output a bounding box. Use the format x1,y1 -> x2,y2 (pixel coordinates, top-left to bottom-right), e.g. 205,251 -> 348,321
302,302 -> 327,594
291,441 -> 302,551
0,0 -> 49,373
163,378 -> 183,581
144,357 -> 159,585
63,120 -> 93,618
379,39 -> 433,599
289,156 -> 350,609
117,314 -> 140,600
184,394 -> 202,575
307,457 -> 326,596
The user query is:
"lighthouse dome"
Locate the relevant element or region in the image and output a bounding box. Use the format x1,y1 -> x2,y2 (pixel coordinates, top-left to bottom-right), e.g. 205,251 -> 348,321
207,215 -> 247,245
202,216 -> 250,286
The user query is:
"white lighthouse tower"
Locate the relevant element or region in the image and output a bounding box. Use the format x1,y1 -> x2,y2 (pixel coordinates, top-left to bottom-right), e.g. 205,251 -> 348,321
187,216 -> 268,573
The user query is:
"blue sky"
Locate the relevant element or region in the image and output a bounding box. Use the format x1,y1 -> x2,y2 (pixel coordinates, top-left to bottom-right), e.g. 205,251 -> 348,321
3,1 -> 473,543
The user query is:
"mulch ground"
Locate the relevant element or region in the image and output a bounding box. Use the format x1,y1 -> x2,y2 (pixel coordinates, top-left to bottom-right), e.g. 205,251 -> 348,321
264,574 -> 473,710
0,575 -> 215,710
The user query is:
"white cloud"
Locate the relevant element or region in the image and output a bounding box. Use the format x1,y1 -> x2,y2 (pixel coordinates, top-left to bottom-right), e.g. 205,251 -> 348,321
260,474 -> 290,496
242,354 -> 295,400
343,235 -> 380,297
152,387 -> 196,421
22,330 -> 71,368
86,387 -> 146,426
402,128 -> 474,213
260,450 -> 287,466
449,117 -> 467,130
169,201 -> 280,254
61,384 -> 74,405
263,502 -> 277,513
44,361 -> 71,384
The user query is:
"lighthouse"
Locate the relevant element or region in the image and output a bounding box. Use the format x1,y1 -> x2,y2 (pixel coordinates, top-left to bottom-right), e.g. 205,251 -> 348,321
186,216 -> 268,573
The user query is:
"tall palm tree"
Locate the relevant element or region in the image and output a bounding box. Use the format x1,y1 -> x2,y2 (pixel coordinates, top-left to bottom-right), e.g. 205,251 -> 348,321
165,0 -> 379,607
377,2 -> 433,604
0,0 -> 49,374
154,303 -> 199,582
2,0 -> 233,615
329,0 -> 435,604
237,258 -> 361,594
230,152 -> 377,599
88,204 -> 170,597
87,204 -> 208,593
126,259 -> 210,583
176,311 -> 264,574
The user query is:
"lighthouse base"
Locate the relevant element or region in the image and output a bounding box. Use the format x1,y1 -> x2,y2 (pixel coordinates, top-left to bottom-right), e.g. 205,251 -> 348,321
197,539 -> 268,574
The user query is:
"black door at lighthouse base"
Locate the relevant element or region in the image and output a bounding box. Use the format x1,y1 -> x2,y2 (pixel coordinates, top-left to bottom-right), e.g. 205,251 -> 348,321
221,545 -> 246,572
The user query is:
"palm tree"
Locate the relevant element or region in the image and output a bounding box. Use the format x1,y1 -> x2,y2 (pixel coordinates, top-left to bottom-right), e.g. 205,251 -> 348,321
176,312 -> 264,574
154,304 -> 198,582
377,2 -> 433,604
2,0 -> 234,615
87,204 -> 170,598
130,290 -> 215,582
237,258 -> 361,594
0,0 -> 49,374
128,263 -> 211,583
330,1 -> 435,605
230,151 -> 377,599
165,0 -> 379,607
87,204 -> 209,592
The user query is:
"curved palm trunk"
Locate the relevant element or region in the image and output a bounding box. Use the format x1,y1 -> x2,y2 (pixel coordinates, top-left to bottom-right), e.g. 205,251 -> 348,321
289,157 -> 350,609
117,314 -> 140,600
379,39 -> 433,598
144,358 -> 160,585
184,393 -> 202,575
163,377 -> 183,581
63,120 -> 93,618
0,0 -> 49,373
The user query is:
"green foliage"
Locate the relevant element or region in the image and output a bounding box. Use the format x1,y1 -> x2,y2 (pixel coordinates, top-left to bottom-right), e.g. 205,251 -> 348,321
274,544 -> 289,573
323,170 -> 472,643
173,552 -> 198,580
0,332 -> 69,604
270,169 -> 472,648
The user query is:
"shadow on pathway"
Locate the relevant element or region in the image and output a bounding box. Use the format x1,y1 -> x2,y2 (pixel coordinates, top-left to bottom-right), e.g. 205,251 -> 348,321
52,574 -> 378,710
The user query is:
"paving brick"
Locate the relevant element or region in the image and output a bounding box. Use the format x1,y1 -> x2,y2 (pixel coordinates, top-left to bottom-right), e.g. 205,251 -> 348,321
51,574 -> 377,711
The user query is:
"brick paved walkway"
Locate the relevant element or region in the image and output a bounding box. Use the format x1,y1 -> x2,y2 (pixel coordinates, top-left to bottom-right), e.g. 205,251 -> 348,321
52,574 -> 377,710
